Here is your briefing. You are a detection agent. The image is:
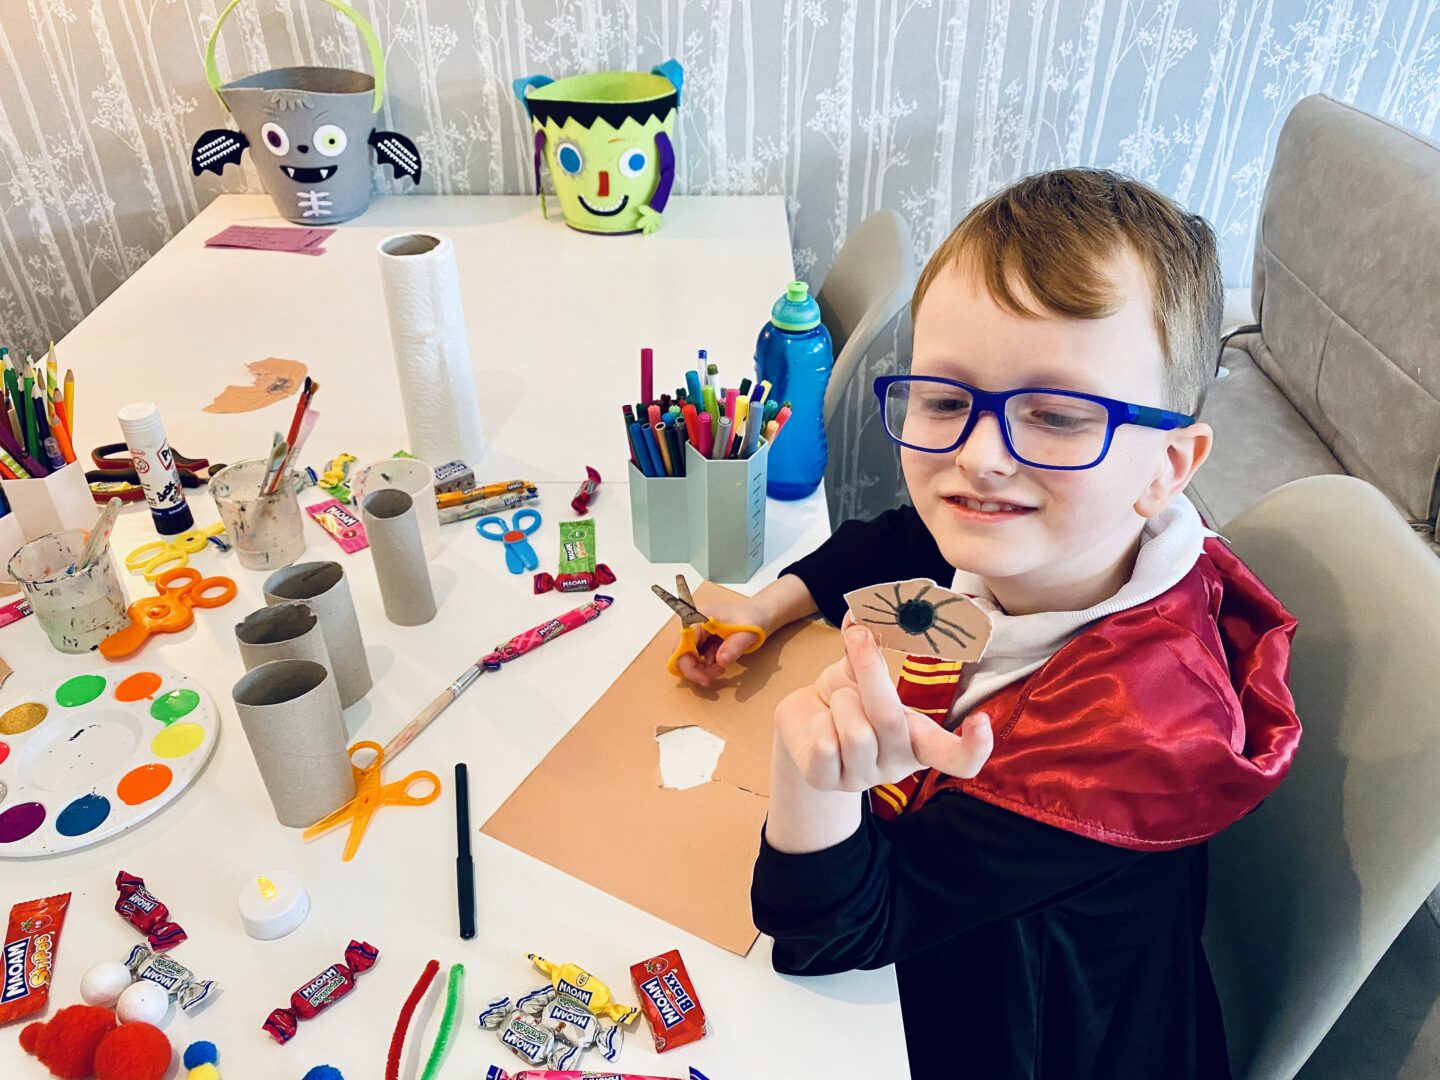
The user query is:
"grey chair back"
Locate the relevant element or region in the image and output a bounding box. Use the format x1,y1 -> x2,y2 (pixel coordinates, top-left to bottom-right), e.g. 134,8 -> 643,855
1203,474 -> 1440,1080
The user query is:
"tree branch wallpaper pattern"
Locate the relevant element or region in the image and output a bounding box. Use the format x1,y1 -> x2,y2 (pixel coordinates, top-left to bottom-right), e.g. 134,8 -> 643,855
1,0 -> 1437,519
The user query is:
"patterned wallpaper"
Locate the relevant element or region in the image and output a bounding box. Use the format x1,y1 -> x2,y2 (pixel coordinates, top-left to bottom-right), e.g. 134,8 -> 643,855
1,0 -> 1438,517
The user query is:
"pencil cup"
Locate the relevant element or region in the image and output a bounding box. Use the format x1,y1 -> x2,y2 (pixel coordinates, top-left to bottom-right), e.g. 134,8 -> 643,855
235,601 -> 329,673
0,512 -> 24,583
7,530 -> 131,653
628,462 -> 690,563
209,458 -> 306,571
352,457 -> 440,561
361,489 -> 437,625
0,461 -> 98,543
684,440 -> 769,584
232,659 -> 355,828
263,562 -> 372,708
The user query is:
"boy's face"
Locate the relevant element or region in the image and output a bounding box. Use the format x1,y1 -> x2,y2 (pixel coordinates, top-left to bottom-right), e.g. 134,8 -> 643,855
904,252 -> 1210,608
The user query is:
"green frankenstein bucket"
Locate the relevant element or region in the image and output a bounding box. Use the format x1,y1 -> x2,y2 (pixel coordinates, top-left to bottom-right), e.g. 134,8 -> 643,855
190,0 -> 422,224
513,61 -> 682,235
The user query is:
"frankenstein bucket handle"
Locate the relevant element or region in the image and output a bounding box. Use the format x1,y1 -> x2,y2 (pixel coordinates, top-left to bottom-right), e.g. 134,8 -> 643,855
206,0 -> 387,113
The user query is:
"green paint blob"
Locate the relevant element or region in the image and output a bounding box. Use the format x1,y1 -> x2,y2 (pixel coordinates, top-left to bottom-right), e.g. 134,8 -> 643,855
150,689 -> 200,725
55,674 -> 107,707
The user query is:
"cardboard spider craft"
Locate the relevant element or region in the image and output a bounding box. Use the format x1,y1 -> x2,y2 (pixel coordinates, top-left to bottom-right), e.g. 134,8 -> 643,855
845,578 -> 993,663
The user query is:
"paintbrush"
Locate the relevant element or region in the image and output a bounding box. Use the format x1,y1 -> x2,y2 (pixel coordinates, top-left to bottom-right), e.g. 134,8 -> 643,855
77,497 -> 122,572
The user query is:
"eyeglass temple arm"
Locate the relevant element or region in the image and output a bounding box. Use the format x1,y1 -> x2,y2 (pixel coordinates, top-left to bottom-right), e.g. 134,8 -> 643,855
1127,403 -> 1196,430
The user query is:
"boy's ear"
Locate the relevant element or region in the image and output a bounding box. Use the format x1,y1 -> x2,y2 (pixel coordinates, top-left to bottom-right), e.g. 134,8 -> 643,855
1135,422 -> 1212,519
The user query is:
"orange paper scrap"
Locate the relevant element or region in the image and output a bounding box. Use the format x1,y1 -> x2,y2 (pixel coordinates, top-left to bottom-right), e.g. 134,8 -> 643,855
203,358 -> 308,414
483,582 -> 842,955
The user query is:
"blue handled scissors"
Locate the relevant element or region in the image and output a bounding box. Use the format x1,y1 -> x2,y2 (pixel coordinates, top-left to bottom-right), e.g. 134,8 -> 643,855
476,508 -> 542,574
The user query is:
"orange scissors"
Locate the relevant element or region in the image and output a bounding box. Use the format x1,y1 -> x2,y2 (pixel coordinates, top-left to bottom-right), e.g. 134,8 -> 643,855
99,566 -> 237,659
651,574 -> 767,678
302,741 -> 440,862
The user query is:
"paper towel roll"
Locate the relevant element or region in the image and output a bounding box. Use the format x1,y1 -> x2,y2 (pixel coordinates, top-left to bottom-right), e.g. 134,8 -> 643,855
377,233 -> 486,467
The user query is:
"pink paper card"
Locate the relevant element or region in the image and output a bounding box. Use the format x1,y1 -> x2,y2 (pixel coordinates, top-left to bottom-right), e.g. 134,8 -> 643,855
205,225 -> 334,255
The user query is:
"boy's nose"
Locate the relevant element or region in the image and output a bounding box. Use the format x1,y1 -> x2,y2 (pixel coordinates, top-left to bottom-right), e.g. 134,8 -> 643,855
598,171 -> 610,197
953,413 -> 1018,477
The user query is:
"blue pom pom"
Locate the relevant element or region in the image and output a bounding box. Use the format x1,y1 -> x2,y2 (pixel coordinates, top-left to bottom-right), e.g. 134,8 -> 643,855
301,1068 -> 345,1080
184,1041 -> 218,1068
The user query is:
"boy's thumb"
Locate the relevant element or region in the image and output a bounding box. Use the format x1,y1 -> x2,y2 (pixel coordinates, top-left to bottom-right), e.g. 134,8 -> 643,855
908,710 -> 992,779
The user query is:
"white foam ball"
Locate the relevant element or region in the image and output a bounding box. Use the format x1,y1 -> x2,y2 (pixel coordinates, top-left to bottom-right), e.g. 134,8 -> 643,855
79,961 -> 132,1008
116,979 -> 169,1025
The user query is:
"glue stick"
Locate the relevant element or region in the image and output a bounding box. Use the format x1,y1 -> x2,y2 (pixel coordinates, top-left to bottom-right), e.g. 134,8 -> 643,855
117,401 -> 194,535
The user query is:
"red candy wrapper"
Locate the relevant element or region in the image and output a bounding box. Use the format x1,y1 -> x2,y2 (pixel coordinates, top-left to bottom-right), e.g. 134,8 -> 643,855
570,466 -> 601,515
1,894 -> 70,1026
114,871 -> 187,951
630,950 -> 707,1053
264,940 -> 379,1044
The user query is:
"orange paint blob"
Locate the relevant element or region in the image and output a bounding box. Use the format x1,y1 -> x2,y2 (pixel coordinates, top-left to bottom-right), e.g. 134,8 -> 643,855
115,671 -> 164,702
117,763 -> 173,805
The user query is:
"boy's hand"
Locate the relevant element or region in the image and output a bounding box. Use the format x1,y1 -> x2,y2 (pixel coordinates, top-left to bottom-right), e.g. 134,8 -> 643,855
776,618 -> 993,792
674,597 -> 770,687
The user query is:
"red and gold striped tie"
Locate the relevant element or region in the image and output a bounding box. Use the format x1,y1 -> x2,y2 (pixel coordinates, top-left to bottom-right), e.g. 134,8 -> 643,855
869,656 -> 965,820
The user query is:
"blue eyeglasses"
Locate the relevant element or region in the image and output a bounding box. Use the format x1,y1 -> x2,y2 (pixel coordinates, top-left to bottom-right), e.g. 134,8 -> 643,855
873,375 -> 1196,471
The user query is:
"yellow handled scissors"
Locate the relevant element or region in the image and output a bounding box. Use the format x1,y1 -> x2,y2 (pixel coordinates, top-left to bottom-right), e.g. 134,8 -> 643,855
125,522 -> 227,581
652,574 -> 767,678
302,741 -> 441,862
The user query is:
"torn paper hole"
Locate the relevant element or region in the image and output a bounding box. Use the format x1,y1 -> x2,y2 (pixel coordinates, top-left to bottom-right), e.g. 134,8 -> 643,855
655,725 -> 727,791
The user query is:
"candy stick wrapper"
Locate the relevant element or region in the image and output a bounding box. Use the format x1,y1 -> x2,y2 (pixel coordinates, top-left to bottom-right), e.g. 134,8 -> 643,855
484,1068 -> 712,1080
481,596 -> 613,669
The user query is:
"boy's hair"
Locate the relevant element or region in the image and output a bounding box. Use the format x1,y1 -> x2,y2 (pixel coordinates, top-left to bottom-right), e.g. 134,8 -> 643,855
912,168 -> 1224,414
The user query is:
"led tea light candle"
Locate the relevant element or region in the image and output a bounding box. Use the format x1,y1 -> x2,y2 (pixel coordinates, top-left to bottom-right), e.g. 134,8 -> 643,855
239,872 -> 310,940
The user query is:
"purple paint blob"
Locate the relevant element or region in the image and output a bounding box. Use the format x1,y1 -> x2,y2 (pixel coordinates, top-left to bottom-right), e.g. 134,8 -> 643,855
55,793 -> 111,837
0,801 -> 46,843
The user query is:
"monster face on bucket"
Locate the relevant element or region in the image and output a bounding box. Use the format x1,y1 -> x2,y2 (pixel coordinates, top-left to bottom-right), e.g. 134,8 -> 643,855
515,62 -> 683,236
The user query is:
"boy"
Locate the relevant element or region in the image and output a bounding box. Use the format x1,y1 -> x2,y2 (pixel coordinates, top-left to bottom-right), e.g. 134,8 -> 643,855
677,169 -> 1301,1078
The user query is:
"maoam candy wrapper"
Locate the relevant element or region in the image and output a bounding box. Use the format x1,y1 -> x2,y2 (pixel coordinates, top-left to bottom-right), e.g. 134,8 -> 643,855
114,871 -> 187,951
631,950 -> 706,1053
484,1068 -> 713,1080
528,954 -> 639,1025
126,943 -> 216,1013
264,940 -> 378,1044
0,894 -> 70,1026
539,997 -> 623,1061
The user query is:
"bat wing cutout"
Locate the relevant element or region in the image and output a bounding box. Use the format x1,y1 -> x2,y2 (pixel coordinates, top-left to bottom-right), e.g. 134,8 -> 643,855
191,129 -> 248,176
370,130 -> 423,183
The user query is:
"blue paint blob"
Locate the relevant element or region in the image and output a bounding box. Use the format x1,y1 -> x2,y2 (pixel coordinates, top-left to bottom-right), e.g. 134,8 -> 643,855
55,792 -> 111,837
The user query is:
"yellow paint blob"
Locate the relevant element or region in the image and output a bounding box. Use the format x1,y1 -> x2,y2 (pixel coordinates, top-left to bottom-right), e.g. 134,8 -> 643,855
0,703 -> 47,735
150,722 -> 205,759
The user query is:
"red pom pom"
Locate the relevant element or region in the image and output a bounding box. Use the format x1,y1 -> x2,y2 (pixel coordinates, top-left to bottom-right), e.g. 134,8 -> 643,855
17,1004 -> 117,1079
93,1022 -> 171,1080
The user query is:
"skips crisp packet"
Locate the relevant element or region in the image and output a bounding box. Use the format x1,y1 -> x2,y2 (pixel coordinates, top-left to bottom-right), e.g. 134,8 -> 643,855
1,894 -> 70,1025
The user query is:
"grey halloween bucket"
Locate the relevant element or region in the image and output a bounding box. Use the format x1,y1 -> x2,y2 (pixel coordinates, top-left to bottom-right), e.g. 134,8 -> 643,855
190,0 -> 422,225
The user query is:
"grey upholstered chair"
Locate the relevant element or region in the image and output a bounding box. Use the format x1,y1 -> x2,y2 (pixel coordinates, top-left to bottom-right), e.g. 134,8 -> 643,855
816,210 -> 918,525
1203,474 -> 1440,1080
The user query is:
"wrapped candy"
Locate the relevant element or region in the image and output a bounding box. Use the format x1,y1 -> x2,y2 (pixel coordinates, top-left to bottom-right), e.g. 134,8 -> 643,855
126,943 -> 216,1013
631,950 -> 707,1052
0,894 -> 69,1025
114,872 -> 187,951
264,940 -> 377,1044
527,954 -> 638,1025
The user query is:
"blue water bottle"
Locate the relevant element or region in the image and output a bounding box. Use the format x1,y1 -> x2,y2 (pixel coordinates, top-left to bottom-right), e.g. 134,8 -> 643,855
755,281 -> 833,500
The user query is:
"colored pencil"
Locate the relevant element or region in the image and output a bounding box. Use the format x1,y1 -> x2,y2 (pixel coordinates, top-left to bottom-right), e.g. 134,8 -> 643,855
63,370 -> 74,430
20,368 -> 37,462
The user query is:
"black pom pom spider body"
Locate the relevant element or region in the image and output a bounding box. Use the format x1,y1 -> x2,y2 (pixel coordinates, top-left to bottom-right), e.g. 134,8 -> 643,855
861,582 -> 978,654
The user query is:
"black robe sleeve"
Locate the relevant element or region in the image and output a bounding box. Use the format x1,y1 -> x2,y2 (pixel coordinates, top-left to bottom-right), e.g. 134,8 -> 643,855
781,506 -> 952,626
751,794 -> 1143,974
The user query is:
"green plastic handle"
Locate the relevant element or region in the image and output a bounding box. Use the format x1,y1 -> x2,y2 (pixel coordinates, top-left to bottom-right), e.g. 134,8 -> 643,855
206,0 -> 386,113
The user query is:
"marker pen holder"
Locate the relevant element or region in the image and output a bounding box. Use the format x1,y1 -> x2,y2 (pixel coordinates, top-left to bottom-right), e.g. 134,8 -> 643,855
0,461 -> 98,547
7,529 -> 131,653
627,462 -> 690,563
209,458 -> 306,571
684,439 -> 769,584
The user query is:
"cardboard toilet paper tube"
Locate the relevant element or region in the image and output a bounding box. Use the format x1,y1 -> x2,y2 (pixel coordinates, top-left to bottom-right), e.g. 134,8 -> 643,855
377,232 -> 487,467
235,601 -> 329,673
361,488 -> 436,626
263,561 -> 373,708
352,457 -> 439,561
232,659 -> 354,828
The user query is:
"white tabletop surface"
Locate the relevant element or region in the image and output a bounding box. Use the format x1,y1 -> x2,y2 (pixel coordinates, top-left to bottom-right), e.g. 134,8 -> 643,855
0,196 -> 904,1077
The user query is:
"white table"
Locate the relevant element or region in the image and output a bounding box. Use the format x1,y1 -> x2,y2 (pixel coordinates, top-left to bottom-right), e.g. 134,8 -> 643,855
0,196 -> 905,1076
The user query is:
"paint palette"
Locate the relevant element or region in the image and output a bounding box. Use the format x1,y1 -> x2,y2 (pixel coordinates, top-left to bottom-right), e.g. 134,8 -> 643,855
0,664 -> 217,857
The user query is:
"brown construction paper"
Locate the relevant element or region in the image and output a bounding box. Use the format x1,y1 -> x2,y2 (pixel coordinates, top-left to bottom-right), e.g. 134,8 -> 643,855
845,578 -> 993,662
0,654 -> 11,690
482,582 -> 842,956
203,357 -> 308,413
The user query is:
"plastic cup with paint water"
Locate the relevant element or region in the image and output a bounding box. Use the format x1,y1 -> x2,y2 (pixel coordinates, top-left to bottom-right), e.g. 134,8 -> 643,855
209,458 -> 306,571
7,529 -> 131,653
